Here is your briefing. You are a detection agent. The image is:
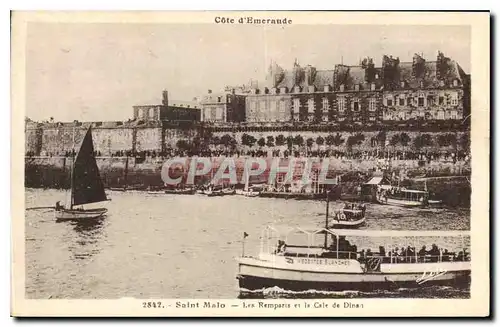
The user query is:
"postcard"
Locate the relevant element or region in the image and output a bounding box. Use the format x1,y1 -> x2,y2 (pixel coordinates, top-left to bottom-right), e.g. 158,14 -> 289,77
11,11 -> 490,317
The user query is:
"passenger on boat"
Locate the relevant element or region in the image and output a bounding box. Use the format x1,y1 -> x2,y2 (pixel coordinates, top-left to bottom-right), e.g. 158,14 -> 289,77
418,246 -> 427,262
55,201 -> 63,211
275,240 -> 287,255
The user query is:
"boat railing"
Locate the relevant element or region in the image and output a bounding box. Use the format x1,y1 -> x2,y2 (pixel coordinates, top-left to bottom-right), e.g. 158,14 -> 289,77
277,249 -> 470,263
360,253 -> 470,264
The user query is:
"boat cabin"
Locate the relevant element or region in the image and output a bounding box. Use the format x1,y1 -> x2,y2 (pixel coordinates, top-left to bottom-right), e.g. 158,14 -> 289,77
257,226 -> 470,266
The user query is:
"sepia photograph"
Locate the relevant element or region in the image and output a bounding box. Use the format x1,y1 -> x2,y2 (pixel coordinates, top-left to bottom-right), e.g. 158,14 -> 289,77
11,11 -> 490,317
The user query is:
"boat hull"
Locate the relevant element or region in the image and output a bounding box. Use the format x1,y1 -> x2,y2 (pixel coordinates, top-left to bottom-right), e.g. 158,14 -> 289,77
376,197 -> 427,207
330,216 -> 366,229
237,256 -> 470,292
237,272 -> 470,292
55,208 -> 107,220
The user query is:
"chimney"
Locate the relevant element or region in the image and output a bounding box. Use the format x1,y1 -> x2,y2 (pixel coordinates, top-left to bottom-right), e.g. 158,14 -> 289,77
208,89 -> 212,94
162,90 -> 169,106
412,53 -> 426,78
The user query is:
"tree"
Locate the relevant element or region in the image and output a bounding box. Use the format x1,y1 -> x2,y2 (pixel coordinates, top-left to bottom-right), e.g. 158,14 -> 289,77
400,133 -> 411,147
390,134 -> 400,146
347,133 -> 365,147
220,134 -> 235,151
176,139 -> 190,151
275,134 -> 286,146
413,133 -> 433,149
460,133 -> 470,151
376,131 -> 387,144
332,133 -> 345,146
266,136 -> 275,147
316,136 -> 325,146
293,134 -> 304,146
211,136 -> 221,146
306,137 -> 314,148
257,137 -> 266,147
241,134 -> 257,147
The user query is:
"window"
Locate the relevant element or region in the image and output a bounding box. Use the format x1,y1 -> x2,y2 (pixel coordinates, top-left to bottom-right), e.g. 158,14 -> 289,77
375,73 -> 379,79
293,98 -> 300,113
355,84 -> 360,91
453,79 -> 458,87
439,96 -> 444,105
138,108 -> 144,118
215,108 -> 223,120
260,101 -> 266,111
307,98 -> 315,113
322,98 -> 329,111
387,98 -> 393,107
368,98 -> 376,111
294,86 -> 301,93
418,96 -> 425,107
399,97 -> 405,106
149,108 -> 155,119
338,97 -> 346,112
450,110 -> 457,120
324,85 -> 330,92
398,112 -> 405,120
322,115 -> 328,122
353,99 -> 360,112
338,117 -> 345,122
339,84 -> 345,92
451,93 -> 459,106
270,101 -> 277,112
371,83 -> 375,91
437,111 -> 444,120
279,100 -> 286,112
401,81 -> 405,88
369,116 -> 376,121
211,108 -> 217,120
250,101 -> 257,111
217,96 -> 222,103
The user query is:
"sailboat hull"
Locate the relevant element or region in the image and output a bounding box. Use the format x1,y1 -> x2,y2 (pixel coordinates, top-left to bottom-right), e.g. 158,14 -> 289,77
55,208 -> 108,220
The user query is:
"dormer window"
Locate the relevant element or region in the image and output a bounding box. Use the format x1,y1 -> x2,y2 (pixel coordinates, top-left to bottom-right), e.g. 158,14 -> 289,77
217,97 -> 222,103
453,79 -> 459,87
280,87 -> 287,94
439,80 -> 445,87
401,81 -> 405,88
339,84 -> 345,92
375,73 -> 379,79
371,83 -> 375,91
308,85 -> 315,93
420,81 -> 424,88
354,84 -> 360,91
294,86 -> 301,93
324,85 -> 330,92
264,87 -> 269,94
270,88 -> 277,95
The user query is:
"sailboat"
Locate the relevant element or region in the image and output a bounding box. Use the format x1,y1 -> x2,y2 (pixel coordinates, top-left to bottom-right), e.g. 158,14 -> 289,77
54,126 -> 109,220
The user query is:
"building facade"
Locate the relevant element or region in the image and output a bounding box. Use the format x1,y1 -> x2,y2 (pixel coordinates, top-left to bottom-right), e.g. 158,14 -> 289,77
245,52 -> 469,125
199,90 -> 247,123
133,90 -> 201,122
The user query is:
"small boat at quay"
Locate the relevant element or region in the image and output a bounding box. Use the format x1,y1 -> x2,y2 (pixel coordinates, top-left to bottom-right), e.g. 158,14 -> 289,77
330,203 -> 367,229
236,226 -> 470,293
376,186 -> 429,207
164,188 -> 196,195
55,127 -> 109,221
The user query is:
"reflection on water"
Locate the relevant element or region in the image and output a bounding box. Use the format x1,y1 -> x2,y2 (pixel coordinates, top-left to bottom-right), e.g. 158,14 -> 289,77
25,188 -> 470,299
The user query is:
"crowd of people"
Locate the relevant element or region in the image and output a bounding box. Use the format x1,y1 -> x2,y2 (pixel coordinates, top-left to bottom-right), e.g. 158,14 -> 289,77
274,236 -> 470,264
26,147 -> 470,165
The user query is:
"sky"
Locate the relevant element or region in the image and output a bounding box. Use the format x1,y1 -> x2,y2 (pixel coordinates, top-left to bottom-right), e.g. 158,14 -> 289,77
25,23 -> 470,122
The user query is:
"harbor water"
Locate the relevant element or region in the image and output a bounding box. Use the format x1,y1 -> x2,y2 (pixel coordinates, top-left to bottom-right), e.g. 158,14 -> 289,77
25,188 -> 470,299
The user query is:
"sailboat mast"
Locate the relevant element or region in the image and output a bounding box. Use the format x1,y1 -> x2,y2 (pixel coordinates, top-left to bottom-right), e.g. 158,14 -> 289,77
324,188 -> 329,249
70,126 -> 76,209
